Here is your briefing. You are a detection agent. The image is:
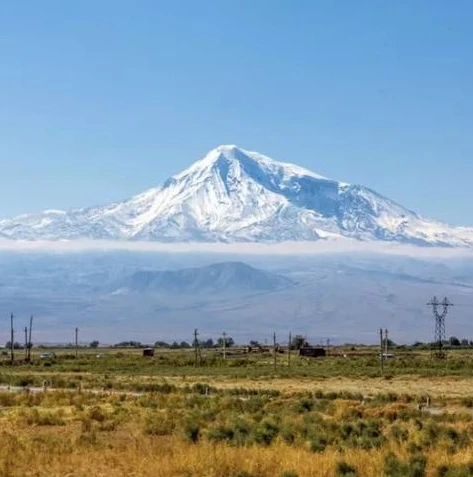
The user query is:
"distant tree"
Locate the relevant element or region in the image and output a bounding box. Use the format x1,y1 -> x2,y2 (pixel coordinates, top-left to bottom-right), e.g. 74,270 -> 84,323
449,336 -> 461,347
115,341 -> 142,348
249,340 -> 261,348
290,335 -> 307,350
89,340 -> 100,348
202,338 -> 214,348
461,339 -> 470,347
180,341 -> 191,349
170,341 -> 180,349
217,336 -> 234,348
154,341 -> 170,348
5,341 -> 22,350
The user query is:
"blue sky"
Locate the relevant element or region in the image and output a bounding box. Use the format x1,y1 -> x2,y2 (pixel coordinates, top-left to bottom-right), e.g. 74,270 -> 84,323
1,0 -> 473,225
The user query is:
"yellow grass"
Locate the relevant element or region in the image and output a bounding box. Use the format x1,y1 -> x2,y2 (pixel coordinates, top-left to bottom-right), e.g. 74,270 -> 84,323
155,374 -> 473,398
1,421 -> 473,477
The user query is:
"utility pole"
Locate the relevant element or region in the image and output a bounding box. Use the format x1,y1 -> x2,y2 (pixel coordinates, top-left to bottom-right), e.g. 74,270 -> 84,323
27,315 -> 33,362
194,328 -> 199,367
10,313 -> 14,364
379,328 -> 384,374
273,332 -> 277,370
288,331 -> 292,368
24,326 -> 28,359
75,327 -> 79,359
222,331 -> 227,360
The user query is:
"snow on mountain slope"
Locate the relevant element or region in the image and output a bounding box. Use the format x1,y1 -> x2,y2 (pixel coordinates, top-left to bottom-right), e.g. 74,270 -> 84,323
1,145 -> 473,246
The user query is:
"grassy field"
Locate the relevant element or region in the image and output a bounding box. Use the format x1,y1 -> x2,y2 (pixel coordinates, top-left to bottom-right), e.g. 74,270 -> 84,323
1,347 -> 473,476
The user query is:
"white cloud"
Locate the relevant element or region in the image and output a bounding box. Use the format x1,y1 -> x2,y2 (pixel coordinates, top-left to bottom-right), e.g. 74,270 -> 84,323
0,238 -> 472,259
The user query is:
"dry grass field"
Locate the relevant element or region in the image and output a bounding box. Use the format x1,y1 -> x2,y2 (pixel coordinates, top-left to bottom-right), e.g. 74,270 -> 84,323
1,347 -> 473,476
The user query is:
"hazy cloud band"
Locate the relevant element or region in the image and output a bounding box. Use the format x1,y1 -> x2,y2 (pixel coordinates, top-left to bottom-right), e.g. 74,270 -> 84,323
0,238 -> 472,259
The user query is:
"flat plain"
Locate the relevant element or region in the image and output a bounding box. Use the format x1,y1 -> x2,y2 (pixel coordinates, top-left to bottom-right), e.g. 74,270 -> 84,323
1,347 -> 473,477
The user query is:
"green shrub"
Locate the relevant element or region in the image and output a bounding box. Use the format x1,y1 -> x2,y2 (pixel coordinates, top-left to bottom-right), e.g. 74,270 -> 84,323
335,461 -> 357,476
280,423 -> 297,445
384,452 -> 427,477
294,398 -> 313,413
231,418 -> 252,446
143,413 -> 175,436
436,462 -> 473,477
309,435 -> 327,453
207,425 -> 234,443
183,420 -> 200,443
252,419 -> 279,445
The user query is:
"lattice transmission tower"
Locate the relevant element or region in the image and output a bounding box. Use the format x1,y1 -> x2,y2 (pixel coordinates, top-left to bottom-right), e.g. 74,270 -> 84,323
427,296 -> 453,358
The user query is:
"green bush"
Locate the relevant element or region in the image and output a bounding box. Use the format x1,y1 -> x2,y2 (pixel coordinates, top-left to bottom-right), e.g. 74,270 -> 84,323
183,420 -> 200,443
294,398 -> 313,413
384,453 -> 427,477
206,425 -> 234,443
252,419 -> 279,446
309,435 -> 327,453
335,461 -> 357,476
280,423 -> 297,445
436,462 -> 473,477
143,413 -> 175,436
230,418 -> 252,446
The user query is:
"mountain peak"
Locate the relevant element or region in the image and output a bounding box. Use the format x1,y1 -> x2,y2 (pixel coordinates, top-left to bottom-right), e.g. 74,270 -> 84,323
194,144 -> 246,168
177,144 -> 331,184
213,144 -> 240,153
1,145 -> 473,247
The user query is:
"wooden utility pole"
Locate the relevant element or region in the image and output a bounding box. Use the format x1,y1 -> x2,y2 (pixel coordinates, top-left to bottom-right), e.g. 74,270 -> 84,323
194,328 -> 199,367
75,327 -> 79,359
10,313 -> 14,364
379,328 -> 384,374
27,315 -> 33,362
222,331 -> 227,360
273,332 -> 277,370
24,327 -> 28,359
288,331 -> 292,368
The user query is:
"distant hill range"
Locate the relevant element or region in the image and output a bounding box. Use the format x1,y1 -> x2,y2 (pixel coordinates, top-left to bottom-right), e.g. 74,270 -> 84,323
112,261 -> 294,295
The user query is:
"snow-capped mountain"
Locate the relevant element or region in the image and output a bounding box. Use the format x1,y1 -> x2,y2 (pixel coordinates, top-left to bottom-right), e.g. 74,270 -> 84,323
1,145 -> 473,246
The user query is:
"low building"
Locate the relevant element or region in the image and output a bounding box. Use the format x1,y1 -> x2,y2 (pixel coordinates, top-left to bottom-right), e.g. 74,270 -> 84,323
298,347 -> 326,358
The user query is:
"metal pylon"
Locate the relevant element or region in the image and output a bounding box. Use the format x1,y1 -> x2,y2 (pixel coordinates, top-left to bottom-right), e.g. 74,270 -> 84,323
427,296 -> 453,358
